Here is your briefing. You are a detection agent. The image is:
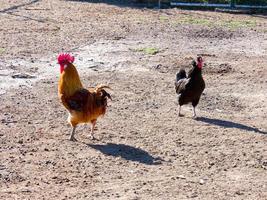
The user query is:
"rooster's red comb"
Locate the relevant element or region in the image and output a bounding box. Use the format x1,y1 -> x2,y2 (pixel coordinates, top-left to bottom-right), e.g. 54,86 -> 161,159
57,53 -> 75,65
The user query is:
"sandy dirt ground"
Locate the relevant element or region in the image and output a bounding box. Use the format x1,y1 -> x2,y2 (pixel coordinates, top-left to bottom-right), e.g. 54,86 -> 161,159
0,0 -> 267,199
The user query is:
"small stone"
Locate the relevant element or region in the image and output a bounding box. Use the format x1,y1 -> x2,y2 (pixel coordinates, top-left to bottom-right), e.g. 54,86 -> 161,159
199,179 -> 205,185
176,175 -> 186,179
235,191 -> 243,195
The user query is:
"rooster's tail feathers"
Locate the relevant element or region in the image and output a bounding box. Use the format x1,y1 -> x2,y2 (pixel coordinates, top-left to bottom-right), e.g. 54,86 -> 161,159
94,84 -> 112,93
94,84 -> 112,100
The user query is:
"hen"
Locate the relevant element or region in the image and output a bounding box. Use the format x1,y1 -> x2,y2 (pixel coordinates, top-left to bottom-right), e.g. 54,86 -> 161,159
57,53 -> 111,141
175,56 -> 205,117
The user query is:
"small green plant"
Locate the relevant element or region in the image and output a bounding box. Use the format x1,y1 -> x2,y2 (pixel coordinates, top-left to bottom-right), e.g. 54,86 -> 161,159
175,15 -> 257,30
135,47 -> 159,55
176,16 -> 213,26
0,48 -> 5,54
221,20 -> 257,29
159,16 -> 168,22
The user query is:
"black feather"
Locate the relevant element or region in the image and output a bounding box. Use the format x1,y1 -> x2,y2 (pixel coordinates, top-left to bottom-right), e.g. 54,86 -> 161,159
176,69 -> 187,82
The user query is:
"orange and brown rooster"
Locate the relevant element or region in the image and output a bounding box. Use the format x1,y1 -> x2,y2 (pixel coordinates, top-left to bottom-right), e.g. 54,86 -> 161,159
57,53 -> 111,141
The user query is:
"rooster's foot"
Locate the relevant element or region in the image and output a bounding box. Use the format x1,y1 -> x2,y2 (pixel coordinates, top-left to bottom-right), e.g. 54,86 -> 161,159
90,136 -> 99,141
89,134 -> 97,140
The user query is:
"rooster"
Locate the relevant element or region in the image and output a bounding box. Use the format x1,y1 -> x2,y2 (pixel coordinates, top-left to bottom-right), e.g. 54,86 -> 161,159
57,53 -> 111,141
175,56 -> 205,118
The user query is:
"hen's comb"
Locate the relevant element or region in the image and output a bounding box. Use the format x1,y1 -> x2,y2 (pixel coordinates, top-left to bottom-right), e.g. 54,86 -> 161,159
57,53 -> 75,65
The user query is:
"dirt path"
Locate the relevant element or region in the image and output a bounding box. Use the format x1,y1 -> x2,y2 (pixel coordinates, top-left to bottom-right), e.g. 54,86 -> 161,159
0,1 -> 267,199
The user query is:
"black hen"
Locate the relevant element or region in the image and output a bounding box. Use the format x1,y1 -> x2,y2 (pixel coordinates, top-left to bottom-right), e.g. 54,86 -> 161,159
175,56 -> 205,117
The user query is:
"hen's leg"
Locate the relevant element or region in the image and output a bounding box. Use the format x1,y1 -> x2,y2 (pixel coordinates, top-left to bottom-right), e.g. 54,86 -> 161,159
178,105 -> 184,117
193,107 -> 197,118
178,105 -> 182,116
178,96 -> 184,117
70,126 -> 77,141
90,120 -> 97,140
192,99 -> 200,118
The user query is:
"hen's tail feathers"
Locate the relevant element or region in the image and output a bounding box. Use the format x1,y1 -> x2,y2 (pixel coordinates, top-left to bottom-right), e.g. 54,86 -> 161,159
176,69 -> 187,82
175,69 -> 187,94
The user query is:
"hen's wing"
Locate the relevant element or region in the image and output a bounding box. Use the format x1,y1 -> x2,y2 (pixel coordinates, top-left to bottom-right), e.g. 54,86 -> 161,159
66,88 -> 90,111
175,78 -> 190,94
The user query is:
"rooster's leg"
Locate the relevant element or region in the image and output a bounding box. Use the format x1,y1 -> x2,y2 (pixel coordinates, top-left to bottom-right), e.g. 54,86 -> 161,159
70,126 -> 77,141
90,120 -> 97,140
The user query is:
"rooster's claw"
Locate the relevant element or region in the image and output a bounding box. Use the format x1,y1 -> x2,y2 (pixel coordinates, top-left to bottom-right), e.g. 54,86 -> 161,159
70,137 -> 77,142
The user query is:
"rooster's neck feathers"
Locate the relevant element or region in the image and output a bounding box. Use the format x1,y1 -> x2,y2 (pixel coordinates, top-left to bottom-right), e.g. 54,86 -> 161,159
59,63 -> 83,97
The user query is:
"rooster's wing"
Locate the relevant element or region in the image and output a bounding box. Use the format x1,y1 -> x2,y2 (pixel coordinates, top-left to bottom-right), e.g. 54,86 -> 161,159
66,88 -> 90,112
